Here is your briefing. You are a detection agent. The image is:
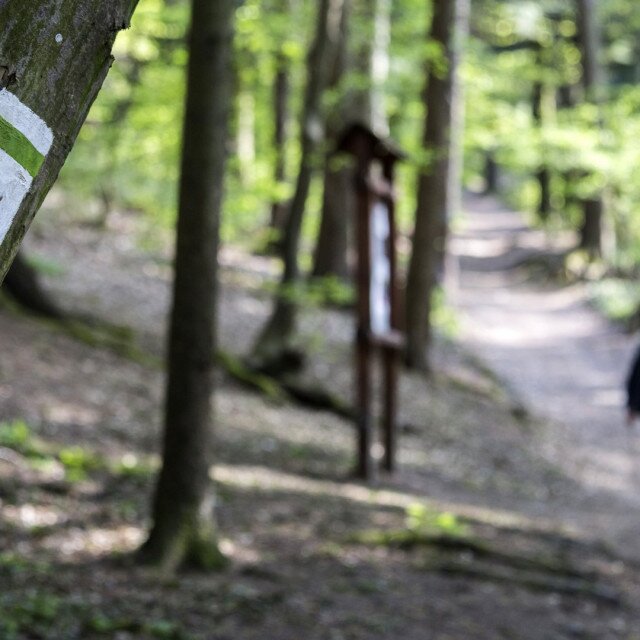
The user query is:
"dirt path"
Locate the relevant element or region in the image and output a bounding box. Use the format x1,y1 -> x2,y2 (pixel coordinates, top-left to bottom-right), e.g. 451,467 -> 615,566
451,194 -> 640,558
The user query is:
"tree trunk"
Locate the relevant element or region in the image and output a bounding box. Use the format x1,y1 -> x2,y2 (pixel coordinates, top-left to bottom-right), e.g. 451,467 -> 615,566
269,0 -> 292,243
532,63 -> 552,221
312,0 -> 392,280
484,153 -> 498,194
312,0 -> 351,280
138,0 -> 235,572
251,0 -> 345,370
404,0 -> 469,372
0,0 -> 140,281
576,0 -> 603,257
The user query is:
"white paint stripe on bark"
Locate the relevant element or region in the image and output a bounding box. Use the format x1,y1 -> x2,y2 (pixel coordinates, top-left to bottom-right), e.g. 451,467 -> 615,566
0,89 -> 54,156
0,149 -> 33,245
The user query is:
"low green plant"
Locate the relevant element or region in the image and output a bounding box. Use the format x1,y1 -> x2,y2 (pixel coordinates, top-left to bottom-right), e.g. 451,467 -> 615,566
589,278 -> 640,324
405,503 -> 468,538
0,591 -> 62,639
57,446 -> 104,482
0,420 -> 45,459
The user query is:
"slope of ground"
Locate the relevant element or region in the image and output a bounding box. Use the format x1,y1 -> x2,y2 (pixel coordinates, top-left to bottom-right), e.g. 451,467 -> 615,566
0,191 -> 638,639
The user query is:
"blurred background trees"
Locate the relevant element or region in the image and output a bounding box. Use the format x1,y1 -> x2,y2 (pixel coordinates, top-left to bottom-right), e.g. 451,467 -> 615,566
47,0 -> 640,367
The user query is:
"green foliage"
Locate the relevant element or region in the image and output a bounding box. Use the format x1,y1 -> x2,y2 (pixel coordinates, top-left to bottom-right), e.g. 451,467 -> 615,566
265,276 -> 355,308
0,419 -> 155,484
57,446 -> 103,482
405,502 -> 468,537
431,286 -> 459,338
589,278 -> 640,323
0,591 -> 62,640
86,614 -> 191,639
49,0 -> 640,287
0,420 -> 46,459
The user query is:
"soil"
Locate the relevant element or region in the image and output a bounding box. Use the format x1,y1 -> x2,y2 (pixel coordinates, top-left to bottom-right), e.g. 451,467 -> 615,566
0,191 -> 639,639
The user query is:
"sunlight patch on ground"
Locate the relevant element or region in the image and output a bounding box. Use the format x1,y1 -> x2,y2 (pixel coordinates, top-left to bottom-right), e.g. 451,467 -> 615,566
42,401 -> 100,427
43,525 -> 144,559
591,388 -> 625,408
212,464 -> 566,535
4,503 -> 64,530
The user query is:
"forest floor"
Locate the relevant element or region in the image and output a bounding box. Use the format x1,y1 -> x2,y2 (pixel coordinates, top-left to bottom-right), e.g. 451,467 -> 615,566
0,191 -> 639,639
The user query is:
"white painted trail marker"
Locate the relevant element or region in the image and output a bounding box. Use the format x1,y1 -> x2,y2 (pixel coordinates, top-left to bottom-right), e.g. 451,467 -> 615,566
0,89 -> 53,246
369,200 -> 391,336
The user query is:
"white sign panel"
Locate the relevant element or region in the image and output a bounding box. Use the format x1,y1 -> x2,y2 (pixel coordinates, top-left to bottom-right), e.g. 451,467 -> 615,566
0,89 -> 53,245
369,200 -> 392,335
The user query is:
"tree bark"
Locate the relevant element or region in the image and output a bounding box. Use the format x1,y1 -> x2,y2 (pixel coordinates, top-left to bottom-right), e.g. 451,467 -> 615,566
576,0 -> 603,257
404,0 -> 469,371
138,0 -> 234,572
532,53 -> 552,222
251,0 -> 345,370
268,0 -> 292,242
312,0 -> 392,281
0,0 -> 140,281
312,0 -> 351,280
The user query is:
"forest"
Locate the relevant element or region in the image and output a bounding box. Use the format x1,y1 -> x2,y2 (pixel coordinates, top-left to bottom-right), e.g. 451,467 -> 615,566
2,0 -> 640,638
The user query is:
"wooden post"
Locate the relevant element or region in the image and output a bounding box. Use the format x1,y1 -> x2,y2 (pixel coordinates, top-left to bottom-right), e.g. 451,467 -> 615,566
381,155 -> 400,472
337,123 -> 405,481
355,166 -> 374,480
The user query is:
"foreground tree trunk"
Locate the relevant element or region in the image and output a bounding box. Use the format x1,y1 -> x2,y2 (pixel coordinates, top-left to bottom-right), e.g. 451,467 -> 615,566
0,0 -> 140,281
138,0 -> 235,572
404,0 -> 469,371
251,0 -> 345,371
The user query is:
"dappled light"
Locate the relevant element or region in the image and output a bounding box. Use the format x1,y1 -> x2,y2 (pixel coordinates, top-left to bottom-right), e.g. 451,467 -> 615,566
3,0 -> 640,637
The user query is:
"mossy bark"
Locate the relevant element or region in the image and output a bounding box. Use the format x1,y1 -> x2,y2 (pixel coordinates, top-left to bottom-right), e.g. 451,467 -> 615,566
0,0 -> 139,280
137,0 -> 235,573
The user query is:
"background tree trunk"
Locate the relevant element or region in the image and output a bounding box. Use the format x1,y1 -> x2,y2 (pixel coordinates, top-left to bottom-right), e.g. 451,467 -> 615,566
312,0 -> 391,280
268,0 -> 293,244
532,48 -> 552,221
251,0 -> 346,371
404,0 -> 469,372
312,0 -> 351,281
576,0 -> 604,257
0,0 -> 140,280
138,0 -> 235,572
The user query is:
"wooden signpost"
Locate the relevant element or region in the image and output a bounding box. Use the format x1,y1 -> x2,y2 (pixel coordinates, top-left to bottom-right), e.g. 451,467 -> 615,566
337,123 -> 405,481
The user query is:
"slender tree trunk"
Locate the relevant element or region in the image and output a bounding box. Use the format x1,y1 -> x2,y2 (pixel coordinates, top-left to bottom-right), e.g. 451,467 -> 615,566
447,0 -> 469,222
0,0 -> 140,280
404,0 -> 469,371
484,153 -> 498,194
312,0 -> 391,280
532,57 -> 552,221
576,0 -> 603,257
312,0 -> 351,280
269,0 -> 292,240
251,0 -> 345,370
138,0 -> 235,572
